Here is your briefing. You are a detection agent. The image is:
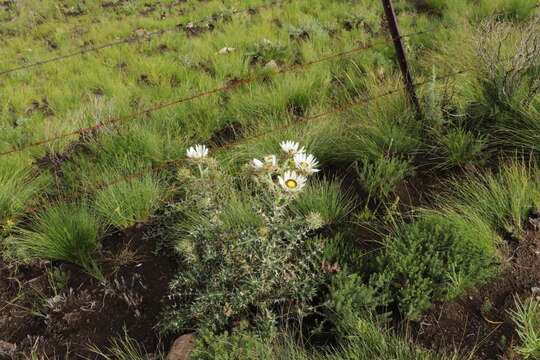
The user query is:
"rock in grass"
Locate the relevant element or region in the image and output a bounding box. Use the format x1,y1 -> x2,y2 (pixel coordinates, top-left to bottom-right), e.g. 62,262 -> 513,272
0,340 -> 16,360
532,286 -> 540,300
264,59 -> 280,72
167,333 -> 195,360
217,47 -> 235,55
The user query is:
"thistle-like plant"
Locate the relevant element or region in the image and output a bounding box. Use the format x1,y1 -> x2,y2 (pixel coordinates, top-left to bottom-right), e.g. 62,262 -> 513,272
162,142 -> 329,333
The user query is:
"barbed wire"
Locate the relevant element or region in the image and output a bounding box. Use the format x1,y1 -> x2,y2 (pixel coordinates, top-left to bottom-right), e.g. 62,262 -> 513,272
17,66 -> 470,216
2,1 -> 536,77
0,1 -> 273,77
0,30 -> 432,158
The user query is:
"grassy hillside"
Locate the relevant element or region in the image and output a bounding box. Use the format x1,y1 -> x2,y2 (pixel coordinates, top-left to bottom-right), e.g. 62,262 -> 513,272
0,0 -> 539,358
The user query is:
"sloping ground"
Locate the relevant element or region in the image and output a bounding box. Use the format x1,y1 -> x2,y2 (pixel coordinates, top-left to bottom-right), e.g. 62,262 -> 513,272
0,227 -> 175,358
413,218 -> 540,359
0,0 -> 539,358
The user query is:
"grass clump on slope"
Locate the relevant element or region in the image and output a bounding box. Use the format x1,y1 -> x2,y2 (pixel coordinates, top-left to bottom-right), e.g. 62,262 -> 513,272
9,203 -> 103,278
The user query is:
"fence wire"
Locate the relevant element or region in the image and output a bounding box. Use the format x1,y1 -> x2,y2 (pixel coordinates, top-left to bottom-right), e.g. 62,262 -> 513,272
15,67 -> 470,217
0,30 -> 431,158
0,2 -> 273,77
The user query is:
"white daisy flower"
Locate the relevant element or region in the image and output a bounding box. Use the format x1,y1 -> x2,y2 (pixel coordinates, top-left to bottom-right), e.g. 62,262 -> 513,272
294,153 -> 320,175
186,144 -> 208,161
278,170 -> 307,193
251,158 -> 264,171
280,141 -> 305,157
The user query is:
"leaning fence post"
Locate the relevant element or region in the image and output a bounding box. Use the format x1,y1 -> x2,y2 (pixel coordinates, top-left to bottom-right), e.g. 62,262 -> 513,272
381,0 -> 422,118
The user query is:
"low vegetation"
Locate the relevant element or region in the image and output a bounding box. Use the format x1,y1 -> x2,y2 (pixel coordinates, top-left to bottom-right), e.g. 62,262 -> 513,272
0,0 -> 539,358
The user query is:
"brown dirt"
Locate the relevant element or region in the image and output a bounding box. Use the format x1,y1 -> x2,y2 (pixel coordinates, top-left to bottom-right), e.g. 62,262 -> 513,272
411,216 -> 540,359
208,121 -> 243,148
0,226 -> 176,359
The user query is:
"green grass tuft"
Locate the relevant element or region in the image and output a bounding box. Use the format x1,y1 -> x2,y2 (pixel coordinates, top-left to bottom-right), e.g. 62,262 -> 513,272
0,156 -> 51,224
292,179 -> 355,225
88,329 -> 160,360
441,161 -> 540,235
191,314 -> 451,360
510,296 -> 540,359
437,128 -> 487,168
12,203 -> 103,278
94,174 -> 164,229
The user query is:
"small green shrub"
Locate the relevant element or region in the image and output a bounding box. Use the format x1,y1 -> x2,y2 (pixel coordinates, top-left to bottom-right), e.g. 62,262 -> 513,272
162,142 -> 331,333
322,233 -> 365,273
325,271 -> 391,337
438,128 -> 487,168
355,157 -> 414,200
94,174 -> 164,229
12,204 -> 102,277
421,71 -> 446,132
374,211 -> 499,319
510,297 -> 540,359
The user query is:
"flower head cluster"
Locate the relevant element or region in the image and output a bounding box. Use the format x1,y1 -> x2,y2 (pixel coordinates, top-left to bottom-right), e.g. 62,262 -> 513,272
186,144 -> 209,162
293,153 -> 320,176
249,141 -> 320,194
251,155 -> 278,174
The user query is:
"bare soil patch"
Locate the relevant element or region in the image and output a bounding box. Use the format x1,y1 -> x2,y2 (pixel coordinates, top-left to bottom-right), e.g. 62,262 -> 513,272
0,226 -> 176,358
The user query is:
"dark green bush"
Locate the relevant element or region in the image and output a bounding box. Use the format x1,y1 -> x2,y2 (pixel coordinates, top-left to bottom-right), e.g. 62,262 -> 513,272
373,211 -> 499,319
325,271 -> 391,337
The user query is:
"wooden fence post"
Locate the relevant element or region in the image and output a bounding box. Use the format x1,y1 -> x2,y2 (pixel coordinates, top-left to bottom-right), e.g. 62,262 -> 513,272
381,0 -> 422,118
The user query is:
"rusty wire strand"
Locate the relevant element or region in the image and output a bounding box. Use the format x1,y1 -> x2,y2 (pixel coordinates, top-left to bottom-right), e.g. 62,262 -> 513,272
0,30 -> 431,158
0,2 -> 273,77
15,67 -> 470,218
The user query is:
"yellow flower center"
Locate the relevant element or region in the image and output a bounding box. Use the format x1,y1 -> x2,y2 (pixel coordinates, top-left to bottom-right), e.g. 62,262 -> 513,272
286,179 -> 298,189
